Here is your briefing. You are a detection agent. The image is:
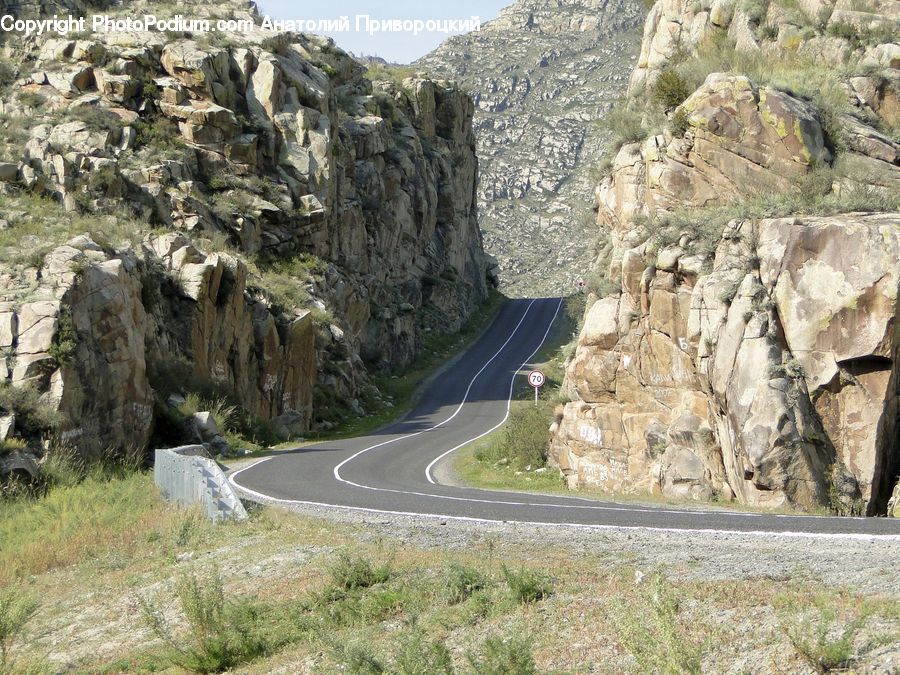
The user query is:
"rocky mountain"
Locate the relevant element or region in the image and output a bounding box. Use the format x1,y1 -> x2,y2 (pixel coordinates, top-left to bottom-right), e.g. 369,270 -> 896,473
0,0 -> 489,462
549,0 -> 900,514
417,0 -> 646,297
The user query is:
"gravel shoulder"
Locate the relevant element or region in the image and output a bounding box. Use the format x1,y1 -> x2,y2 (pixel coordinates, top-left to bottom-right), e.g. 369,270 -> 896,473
230,477 -> 900,595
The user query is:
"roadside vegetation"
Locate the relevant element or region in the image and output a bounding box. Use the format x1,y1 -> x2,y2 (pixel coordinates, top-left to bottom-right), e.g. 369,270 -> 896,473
1,470 -> 897,672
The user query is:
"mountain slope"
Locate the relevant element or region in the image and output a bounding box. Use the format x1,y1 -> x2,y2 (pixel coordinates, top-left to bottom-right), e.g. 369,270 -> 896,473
418,0 -> 646,297
0,0 -> 489,462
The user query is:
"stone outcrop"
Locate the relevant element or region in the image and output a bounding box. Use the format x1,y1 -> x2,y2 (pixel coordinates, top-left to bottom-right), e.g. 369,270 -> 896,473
553,213 -> 899,513
0,2 -> 489,457
551,0 -> 900,514
418,0 -> 646,297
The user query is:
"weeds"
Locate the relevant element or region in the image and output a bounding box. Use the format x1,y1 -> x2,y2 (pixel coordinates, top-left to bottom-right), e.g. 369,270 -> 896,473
0,383 -> 64,438
782,602 -> 870,673
335,641 -> 386,674
467,635 -> 537,675
0,586 -> 38,668
0,465 -> 158,583
445,563 -> 487,605
392,626 -> 455,674
502,566 -> 553,604
329,551 -> 392,591
141,567 -> 272,673
612,574 -> 703,674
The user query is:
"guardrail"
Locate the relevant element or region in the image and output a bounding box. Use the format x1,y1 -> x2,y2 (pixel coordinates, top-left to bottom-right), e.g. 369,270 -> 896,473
154,446 -> 248,522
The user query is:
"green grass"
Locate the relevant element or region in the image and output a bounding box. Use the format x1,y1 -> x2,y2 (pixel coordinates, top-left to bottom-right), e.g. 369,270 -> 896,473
0,586 -> 38,669
0,469 -> 166,584
3,467 -> 899,673
0,192 -> 141,269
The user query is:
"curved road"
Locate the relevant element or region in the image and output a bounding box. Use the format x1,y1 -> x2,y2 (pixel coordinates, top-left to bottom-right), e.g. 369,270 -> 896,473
232,298 -> 900,539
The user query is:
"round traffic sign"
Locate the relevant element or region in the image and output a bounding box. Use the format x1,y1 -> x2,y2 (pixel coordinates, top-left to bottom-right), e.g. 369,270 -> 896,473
528,370 -> 546,388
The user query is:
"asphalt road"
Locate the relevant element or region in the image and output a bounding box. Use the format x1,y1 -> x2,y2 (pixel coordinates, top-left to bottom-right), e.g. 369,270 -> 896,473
231,298 -> 900,539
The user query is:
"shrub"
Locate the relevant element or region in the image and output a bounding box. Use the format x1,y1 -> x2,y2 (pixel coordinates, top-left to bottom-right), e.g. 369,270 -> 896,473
782,603 -> 869,672
741,0 -> 771,22
612,574 -> 703,674
66,106 -> 124,135
365,64 -> 415,90
502,406 -> 550,470
0,586 -> 38,667
336,641 -> 385,674
17,91 -> 46,109
329,551 -> 392,591
670,107 -> 691,137
502,566 -> 553,603
134,116 -> 184,153
0,383 -> 63,437
652,69 -> 691,109
467,635 -> 537,675
392,627 -> 454,674
602,105 -> 649,150
0,61 -> 15,92
48,310 -> 77,366
141,567 -> 271,673
445,563 -> 487,605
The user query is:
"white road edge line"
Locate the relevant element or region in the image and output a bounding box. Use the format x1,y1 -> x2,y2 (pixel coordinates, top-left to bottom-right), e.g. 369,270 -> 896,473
331,298 -> 540,484
227,297 -> 900,539
227,465 -> 900,541
424,297 -> 563,484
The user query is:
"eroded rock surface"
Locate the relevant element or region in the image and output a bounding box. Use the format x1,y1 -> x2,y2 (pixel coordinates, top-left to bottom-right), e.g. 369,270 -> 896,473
0,2 -> 489,456
551,0 -> 900,513
418,0 -> 645,297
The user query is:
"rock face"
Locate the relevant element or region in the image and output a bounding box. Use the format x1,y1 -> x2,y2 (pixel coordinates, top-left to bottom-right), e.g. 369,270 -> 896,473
417,0 -> 645,297
0,2 -> 489,457
554,213 -> 899,512
551,0 -> 900,514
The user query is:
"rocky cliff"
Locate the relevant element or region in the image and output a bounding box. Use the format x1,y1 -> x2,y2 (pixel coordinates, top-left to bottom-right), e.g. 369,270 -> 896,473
550,0 -> 900,514
0,1 -> 489,461
418,0 -> 645,297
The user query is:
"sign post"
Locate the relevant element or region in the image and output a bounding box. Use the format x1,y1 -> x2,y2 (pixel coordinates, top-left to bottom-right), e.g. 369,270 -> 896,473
528,370 -> 546,406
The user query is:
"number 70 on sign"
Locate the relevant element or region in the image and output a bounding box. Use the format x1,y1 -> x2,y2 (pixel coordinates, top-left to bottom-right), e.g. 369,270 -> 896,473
528,370 -> 546,405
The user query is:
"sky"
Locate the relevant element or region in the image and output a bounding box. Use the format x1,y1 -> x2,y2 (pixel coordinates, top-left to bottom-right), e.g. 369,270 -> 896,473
258,1 -> 513,63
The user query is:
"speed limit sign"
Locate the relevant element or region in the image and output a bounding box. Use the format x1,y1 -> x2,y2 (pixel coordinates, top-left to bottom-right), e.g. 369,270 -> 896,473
528,371 -> 546,388
528,370 -> 546,405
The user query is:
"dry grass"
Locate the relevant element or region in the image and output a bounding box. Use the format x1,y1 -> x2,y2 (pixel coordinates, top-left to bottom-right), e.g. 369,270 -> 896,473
2,471 -> 898,673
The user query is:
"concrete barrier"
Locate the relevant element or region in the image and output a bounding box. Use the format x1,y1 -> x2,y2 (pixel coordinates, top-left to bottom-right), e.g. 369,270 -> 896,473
154,445 -> 248,522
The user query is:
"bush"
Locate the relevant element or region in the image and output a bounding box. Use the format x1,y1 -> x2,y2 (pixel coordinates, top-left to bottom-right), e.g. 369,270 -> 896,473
0,383 -> 63,437
48,310 -> 77,366
0,586 -> 38,667
652,69 -> 691,109
336,641 -> 385,674
392,627 -> 454,674
503,406 -> 551,470
365,64 -> 415,90
467,635 -> 537,675
612,575 -> 703,674
445,563 -> 487,605
602,105 -> 649,151
134,116 -> 184,153
670,107 -> 691,137
65,106 -> 124,135
502,566 -> 553,604
782,604 -> 869,672
329,551 -> 392,591
142,567 -> 271,673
